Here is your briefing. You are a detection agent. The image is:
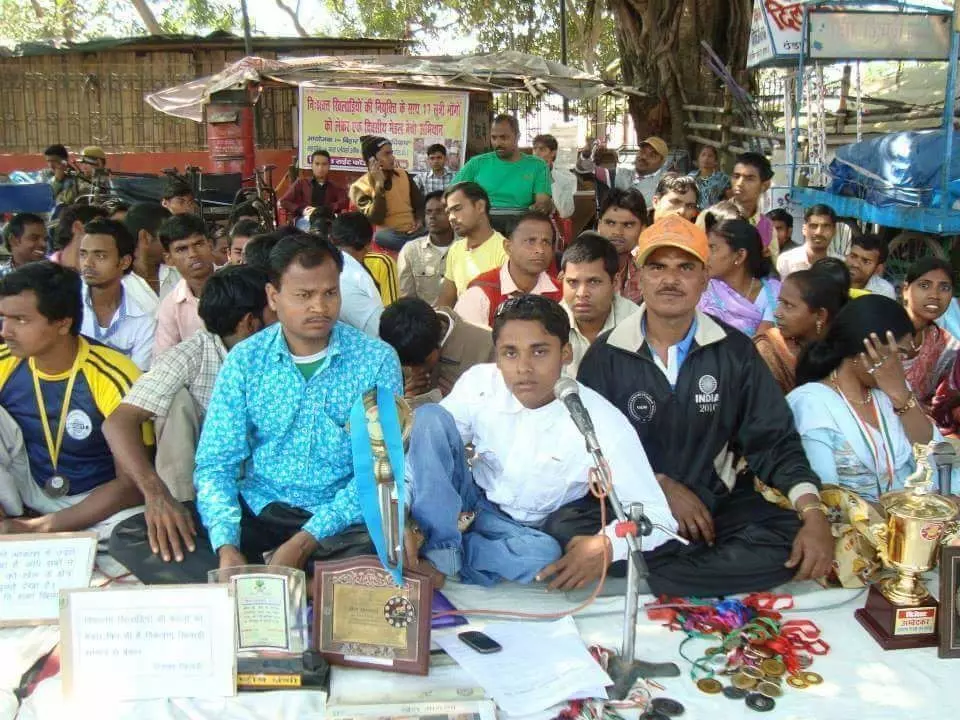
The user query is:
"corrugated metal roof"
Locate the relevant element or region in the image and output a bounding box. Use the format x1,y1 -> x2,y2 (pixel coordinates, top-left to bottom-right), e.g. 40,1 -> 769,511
1,30 -> 409,58
147,51 -> 621,122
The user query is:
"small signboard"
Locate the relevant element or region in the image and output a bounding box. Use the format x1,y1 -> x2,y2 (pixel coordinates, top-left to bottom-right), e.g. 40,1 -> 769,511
60,584 -> 237,701
0,532 -> 96,627
809,11 -> 953,61
747,0 -> 955,69
747,0 -> 805,68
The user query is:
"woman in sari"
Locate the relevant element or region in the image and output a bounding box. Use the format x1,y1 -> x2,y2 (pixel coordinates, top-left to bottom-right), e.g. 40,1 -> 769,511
788,295 -> 940,503
900,257 -> 959,416
698,218 -> 779,337
688,145 -> 731,209
754,268 -> 848,394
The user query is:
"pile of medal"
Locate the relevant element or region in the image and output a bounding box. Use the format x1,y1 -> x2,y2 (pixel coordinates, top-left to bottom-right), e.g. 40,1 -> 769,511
646,593 -> 829,713
692,646 -> 823,712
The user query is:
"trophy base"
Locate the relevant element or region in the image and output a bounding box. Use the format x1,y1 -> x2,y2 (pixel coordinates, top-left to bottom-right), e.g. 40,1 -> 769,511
854,585 -> 939,650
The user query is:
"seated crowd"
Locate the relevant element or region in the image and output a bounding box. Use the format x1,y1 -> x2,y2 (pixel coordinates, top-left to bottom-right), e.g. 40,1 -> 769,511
2,130 -> 959,601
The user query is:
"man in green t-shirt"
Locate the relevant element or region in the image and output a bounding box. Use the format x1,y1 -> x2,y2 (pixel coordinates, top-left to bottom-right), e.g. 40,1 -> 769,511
454,115 -> 553,234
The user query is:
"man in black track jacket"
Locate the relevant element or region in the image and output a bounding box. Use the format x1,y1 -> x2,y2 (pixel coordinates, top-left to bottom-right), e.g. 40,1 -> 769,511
577,215 -> 833,597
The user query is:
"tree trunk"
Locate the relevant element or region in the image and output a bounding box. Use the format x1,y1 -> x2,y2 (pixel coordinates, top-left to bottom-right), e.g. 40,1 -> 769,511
128,0 -> 163,35
608,0 -> 752,149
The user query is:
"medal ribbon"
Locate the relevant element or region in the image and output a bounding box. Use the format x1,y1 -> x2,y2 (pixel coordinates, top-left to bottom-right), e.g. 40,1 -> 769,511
30,351 -> 83,475
350,386 -> 406,586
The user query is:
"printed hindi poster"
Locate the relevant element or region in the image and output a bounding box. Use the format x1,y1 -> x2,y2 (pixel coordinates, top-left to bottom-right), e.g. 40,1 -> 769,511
298,86 -> 469,173
0,532 -> 96,626
60,584 -> 236,701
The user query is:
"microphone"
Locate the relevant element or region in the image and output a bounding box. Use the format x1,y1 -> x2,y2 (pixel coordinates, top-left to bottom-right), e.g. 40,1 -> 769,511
553,376 -> 601,455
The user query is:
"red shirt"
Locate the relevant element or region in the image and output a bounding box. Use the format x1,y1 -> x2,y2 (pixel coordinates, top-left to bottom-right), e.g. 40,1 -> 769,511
280,177 -> 348,218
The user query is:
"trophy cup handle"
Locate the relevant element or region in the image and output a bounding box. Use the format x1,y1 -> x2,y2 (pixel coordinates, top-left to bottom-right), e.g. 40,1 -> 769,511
861,522 -> 889,565
942,520 -> 960,546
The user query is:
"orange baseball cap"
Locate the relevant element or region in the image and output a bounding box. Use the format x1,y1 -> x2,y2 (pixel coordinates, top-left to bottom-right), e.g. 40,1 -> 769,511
635,215 -> 709,266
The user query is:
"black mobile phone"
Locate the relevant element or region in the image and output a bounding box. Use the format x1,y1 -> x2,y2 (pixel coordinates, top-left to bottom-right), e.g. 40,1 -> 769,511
457,630 -> 502,654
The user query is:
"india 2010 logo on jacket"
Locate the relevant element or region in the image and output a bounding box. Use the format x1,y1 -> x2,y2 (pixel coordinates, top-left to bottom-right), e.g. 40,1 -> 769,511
695,374 -> 720,414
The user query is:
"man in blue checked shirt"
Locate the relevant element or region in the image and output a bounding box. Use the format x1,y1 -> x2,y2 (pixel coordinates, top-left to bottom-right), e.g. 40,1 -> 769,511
110,232 -> 404,583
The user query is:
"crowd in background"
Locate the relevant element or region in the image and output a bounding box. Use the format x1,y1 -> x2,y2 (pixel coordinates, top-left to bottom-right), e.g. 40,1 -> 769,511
0,117 -> 955,596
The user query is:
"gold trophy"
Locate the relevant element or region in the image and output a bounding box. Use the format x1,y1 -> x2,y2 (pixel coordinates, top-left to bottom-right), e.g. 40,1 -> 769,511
855,442 -> 959,649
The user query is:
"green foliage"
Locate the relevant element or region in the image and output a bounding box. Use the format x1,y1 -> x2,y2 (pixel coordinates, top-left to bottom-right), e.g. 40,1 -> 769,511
323,0 -> 618,75
0,0 -> 239,45
156,0 -> 239,34
0,0 -> 109,42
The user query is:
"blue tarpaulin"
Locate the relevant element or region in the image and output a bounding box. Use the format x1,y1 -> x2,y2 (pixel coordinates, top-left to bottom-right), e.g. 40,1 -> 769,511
827,130 -> 960,209
790,129 -> 960,233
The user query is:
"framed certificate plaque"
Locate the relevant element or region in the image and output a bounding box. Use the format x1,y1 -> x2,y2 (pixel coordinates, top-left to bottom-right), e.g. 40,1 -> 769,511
312,555 -> 431,675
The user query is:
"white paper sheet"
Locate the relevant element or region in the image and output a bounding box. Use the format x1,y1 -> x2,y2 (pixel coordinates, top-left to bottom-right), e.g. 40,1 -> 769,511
434,617 -> 610,716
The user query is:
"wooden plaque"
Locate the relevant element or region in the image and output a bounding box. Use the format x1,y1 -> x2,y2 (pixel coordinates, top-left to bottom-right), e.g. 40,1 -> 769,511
311,555 -> 431,676
939,546 -> 960,659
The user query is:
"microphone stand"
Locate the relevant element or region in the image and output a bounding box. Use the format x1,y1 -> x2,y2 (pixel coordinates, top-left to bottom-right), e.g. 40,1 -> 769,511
588,448 -> 684,700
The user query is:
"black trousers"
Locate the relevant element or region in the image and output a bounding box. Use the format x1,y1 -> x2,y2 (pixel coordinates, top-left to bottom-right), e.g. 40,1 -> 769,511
108,500 -> 375,584
543,486 -> 801,597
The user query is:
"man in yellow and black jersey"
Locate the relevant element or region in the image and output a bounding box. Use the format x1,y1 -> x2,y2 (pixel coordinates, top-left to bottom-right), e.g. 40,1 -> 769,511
0,261 -> 153,539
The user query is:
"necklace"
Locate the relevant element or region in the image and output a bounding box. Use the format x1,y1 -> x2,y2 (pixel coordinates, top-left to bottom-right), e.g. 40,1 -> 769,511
908,325 -> 926,354
830,369 -> 872,406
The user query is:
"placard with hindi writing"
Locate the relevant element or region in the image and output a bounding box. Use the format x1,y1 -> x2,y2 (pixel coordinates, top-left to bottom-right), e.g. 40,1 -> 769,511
60,584 -> 236,701
0,532 -> 96,626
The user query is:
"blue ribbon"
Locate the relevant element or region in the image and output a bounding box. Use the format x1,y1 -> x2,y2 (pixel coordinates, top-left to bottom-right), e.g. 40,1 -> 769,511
350,386 -> 406,585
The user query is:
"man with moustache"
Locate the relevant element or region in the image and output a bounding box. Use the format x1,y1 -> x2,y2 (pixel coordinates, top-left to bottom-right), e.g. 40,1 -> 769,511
776,205 -> 842,277
455,211 -> 561,329
577,215 -> 834,596
454,114 -> 553,233
153,214 -> 217,358
350,136 -> 424,252
114,233 -> 403,581
435,183 -> 508,308
397,191 -> 455,305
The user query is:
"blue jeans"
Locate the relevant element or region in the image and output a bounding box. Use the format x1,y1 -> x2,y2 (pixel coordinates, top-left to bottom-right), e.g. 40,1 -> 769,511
406,405 -> 562,586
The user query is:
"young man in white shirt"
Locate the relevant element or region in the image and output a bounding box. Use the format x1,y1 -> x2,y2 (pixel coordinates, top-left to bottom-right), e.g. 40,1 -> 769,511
846,233 -> 896,299
405,295 -> 676,590
79,218 -> 157,370
776,204 -> 840,277
532,134 -> 576,220
122,202 -> 180,315
329,211 -> 385,337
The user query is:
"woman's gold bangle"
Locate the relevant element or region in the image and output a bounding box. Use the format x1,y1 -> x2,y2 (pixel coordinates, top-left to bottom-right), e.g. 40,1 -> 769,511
894,393 -> 917,417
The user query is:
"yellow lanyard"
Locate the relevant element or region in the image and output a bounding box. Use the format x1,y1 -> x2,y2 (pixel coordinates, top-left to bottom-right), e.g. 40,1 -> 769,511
29,351 -> 83,473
